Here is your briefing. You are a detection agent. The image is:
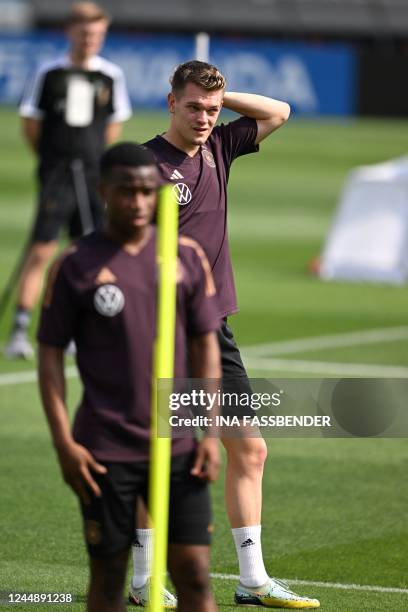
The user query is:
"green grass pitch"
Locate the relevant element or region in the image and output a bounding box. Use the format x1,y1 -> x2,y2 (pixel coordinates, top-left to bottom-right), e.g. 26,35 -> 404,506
0,108 -> 408,610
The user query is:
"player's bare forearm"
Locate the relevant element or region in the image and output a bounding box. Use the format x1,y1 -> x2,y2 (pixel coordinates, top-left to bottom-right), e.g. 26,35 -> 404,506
222,91 -> 291,143
38,344 -> 107,503
189,331 -> 221,379
105,121 -> 123,145
22,117 -> 41,153
189,330 -> 221,482
38,344 -> 72,450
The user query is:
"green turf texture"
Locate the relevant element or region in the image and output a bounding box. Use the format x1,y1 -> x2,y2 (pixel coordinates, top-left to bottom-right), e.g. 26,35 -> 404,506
1,109 -> 408,610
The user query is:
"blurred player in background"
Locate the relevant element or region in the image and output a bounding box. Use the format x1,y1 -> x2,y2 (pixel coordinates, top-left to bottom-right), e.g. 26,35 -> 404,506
131,60 -> 320,609
5,1 -> 131,359
38,143 -> 221,612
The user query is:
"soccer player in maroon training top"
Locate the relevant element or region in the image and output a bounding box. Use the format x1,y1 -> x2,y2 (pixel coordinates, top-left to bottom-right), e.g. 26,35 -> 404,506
134,61 -> 320,609
37,143 -> 222,612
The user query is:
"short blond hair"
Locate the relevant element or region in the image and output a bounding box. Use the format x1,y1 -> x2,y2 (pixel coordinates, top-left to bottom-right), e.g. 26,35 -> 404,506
67,2 -> 111,27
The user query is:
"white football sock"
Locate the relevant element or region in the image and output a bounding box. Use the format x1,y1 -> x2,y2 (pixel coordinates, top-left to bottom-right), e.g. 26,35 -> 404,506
132,528 -> 153,588
232,525 -> 269,588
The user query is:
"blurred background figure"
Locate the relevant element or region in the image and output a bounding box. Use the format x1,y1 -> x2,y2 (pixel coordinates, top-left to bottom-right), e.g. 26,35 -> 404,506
4,1 -> 131,359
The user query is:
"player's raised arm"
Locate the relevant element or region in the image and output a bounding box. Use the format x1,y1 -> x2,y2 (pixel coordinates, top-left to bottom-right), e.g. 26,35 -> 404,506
222,91 -> 290,144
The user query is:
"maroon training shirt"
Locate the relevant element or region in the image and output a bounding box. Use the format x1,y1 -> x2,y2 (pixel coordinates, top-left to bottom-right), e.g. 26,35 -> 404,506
37,229 -> 220,462
145,116 -> 259,318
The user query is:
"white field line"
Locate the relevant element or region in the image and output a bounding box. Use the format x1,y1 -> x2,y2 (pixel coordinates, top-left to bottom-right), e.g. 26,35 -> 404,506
243,326 -> 408,357
0,365 -> 77,386
1,358 -> 407,386
211,572 -> 408,595
1,326 -> 408,386
244,357 -> 408,377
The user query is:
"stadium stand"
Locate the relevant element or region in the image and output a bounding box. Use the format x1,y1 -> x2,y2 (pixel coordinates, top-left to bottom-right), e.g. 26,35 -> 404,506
30,0 -> 408,35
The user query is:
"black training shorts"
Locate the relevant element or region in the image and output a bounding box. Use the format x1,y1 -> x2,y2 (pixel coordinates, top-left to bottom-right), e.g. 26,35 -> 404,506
31,161 -> 103,242
217,318 -> 255,418
80,451 -> 212,558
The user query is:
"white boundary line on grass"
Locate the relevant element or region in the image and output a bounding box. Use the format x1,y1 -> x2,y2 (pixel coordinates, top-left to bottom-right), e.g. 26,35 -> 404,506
1,358 -> 407,385
211,573 -> 408,595
243,326 -> 408,357
244,357 -> 408,377
1,325 -> 408,386
0,366 -> 77,386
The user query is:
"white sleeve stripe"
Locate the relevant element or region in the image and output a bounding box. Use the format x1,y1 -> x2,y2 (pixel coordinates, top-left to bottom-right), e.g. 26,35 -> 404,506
111,69 -> 132,122
19,58 -> 67,117
19,64 -> 50,116
19,106 -> 44,119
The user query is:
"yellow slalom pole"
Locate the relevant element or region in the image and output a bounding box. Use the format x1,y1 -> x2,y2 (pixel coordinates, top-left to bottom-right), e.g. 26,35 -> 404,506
148,185 -> 179,612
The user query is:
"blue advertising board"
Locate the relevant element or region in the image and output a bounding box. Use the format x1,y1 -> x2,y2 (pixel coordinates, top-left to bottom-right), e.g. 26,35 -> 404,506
0,32 -> 356,115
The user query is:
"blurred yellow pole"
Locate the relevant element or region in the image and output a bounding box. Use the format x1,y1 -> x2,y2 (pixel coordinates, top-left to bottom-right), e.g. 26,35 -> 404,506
148,186 -> 178,612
